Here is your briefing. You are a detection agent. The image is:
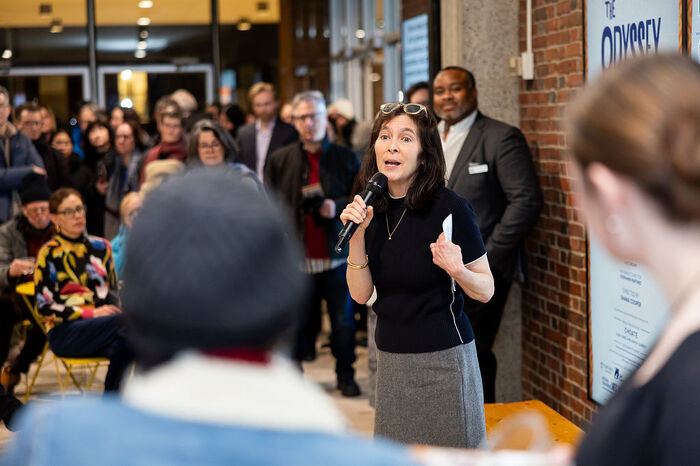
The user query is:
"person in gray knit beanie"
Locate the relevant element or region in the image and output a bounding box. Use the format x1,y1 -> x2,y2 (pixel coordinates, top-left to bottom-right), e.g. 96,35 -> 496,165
3,168 -> 423,466
121,168 -> 308,365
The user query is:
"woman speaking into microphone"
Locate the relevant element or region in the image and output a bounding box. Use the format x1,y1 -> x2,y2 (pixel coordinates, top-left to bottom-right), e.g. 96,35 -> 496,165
340,102 -> 494,448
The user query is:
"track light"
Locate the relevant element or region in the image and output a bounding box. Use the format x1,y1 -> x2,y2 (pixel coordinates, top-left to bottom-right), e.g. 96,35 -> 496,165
50,19 -> 63,33
237,18 -> 252,31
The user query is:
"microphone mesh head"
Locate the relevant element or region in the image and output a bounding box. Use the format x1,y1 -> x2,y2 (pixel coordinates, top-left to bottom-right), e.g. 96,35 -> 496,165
367,172 -> 388,194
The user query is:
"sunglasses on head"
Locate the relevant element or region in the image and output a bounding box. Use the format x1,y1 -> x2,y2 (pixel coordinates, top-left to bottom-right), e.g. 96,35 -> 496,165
379,102 -> 428,117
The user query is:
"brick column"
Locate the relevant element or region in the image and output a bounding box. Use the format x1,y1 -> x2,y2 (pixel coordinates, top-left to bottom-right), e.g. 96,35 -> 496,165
518,0 -> 596,427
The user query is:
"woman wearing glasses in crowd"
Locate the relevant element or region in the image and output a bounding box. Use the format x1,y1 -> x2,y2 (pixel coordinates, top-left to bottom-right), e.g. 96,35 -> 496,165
341,102 -> 494,448
34,188 -> 132,392
102,120 -> 145,239
186,119 -> 262,191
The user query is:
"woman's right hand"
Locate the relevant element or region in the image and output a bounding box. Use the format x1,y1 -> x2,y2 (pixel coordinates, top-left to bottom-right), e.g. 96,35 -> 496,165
340,195 -> 374,233
93,305 -> 121,317
9,259 -> 34,277
95,178 -> 109,196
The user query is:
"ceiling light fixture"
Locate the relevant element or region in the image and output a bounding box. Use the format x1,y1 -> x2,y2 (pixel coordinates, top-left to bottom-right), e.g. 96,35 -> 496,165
120,69 -> 133,80
136,40 -> 148,50
137,17 -> 151,26
139,27 -> 149,39
49,19 -> 63,34
1,49 -> 12,60
134,49 -> 146,59
237,18 -> 252,31
138,0 -> 153,8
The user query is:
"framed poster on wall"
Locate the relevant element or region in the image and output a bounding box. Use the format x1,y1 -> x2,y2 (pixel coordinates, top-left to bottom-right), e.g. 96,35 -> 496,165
585,0 -> 685,404
401,14 -> 430,90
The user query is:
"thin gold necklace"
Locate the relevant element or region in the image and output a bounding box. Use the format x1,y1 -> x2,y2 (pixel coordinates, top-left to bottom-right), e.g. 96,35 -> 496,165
386,208 -> 408,240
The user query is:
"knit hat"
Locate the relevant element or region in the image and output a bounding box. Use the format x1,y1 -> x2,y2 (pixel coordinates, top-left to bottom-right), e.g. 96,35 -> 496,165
20,173 -> 51,205
122,169 -> 308,365
328,98 -> 354,120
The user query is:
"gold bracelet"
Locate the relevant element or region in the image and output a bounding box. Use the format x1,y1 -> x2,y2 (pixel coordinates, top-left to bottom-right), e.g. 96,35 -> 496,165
347,255 -> 369,269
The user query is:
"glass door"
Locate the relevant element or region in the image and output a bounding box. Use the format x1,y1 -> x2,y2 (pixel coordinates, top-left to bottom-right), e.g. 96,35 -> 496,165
98,63 -> 213,124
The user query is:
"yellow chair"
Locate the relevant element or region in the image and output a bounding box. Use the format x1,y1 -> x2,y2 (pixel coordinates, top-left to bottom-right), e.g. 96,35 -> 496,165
15,282 -> 108,400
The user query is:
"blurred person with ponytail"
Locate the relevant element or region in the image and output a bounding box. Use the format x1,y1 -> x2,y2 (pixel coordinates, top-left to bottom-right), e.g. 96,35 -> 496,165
568,54 -> 700,466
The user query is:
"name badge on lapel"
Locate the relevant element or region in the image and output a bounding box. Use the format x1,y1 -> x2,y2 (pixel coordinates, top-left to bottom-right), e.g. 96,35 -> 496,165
468,163 -> 488,175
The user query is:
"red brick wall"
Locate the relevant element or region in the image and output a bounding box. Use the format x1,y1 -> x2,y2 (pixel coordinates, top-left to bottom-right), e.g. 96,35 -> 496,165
518,0 -> 596,426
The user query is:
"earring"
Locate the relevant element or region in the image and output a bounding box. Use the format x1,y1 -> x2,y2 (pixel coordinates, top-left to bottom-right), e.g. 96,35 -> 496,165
55,224 -> 61,233
604,213 -> 622,235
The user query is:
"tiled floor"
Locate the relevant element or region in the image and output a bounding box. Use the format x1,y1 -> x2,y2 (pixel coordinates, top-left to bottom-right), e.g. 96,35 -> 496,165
0,340 -> 374,450
301,341 -> 374,435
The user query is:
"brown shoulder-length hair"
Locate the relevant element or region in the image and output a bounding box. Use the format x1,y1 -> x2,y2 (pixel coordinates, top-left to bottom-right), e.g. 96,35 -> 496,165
49,188 -> 84,214
355,104 -> 445,212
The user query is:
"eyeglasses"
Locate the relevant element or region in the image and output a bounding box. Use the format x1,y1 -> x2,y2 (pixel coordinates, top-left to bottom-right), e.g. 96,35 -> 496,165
380,102 -> 428,117
115,134 -> 134,141
293,112 -> 323,122
26,206 -> 49,216
198,141 -> 222,151
56,205 -> 86,218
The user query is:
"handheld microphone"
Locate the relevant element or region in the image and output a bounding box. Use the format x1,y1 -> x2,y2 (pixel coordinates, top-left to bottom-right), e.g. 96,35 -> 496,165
335,172 -> 388,253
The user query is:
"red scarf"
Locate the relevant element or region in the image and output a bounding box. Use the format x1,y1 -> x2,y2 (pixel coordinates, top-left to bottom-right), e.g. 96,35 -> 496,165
204,349 -> 270,365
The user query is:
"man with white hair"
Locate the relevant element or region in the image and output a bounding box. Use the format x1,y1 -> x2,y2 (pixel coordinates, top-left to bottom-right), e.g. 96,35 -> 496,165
171,89 -> 209,132
170,89 -> 198,120
265,91 -> 361,397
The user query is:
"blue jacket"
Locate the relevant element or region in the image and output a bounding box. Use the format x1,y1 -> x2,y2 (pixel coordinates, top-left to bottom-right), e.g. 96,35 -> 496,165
0,124 -> 45,222
2,397 -> 420,466
110,224 -> 128,279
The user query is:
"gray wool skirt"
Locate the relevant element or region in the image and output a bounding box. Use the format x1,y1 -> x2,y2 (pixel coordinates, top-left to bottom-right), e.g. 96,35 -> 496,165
374,341 -> 487,448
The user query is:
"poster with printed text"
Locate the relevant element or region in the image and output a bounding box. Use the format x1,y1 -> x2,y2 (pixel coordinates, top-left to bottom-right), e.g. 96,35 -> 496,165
587,0 -> 681,79
586,0 -> 680,404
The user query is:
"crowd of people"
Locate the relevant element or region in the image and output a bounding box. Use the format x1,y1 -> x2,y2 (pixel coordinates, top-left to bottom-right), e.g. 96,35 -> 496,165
0,65 -> 543,450
0,82 -> 383,412
0,52 -> 697,465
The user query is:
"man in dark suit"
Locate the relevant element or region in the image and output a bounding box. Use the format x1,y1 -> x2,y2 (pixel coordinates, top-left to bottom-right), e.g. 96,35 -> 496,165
433,66 -> 543,402
236,82 -> 298,180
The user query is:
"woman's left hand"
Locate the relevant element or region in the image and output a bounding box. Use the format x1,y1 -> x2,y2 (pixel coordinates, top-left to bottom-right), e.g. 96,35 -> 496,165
430,232 -> 463,277
93,305 -> 122,317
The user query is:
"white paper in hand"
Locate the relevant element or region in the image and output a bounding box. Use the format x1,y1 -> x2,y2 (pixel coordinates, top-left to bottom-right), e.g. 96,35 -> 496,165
442,214 -> 456,291
442,214 -> 453,242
